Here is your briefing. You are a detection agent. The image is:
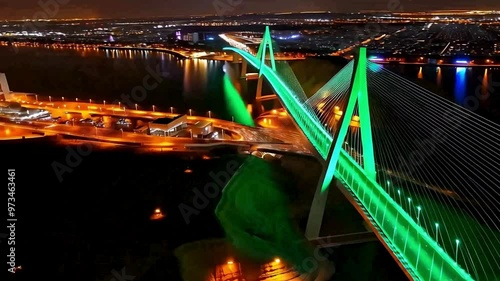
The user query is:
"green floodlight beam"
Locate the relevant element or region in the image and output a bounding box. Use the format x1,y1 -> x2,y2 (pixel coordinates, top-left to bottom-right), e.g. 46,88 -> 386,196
223,73 -> 255,127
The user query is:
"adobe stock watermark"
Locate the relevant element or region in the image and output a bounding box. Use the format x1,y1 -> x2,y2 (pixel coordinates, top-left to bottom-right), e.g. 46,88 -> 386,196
22,0 -> 71,32
178,160 -> 240,224
111,64 -> 170,108
213,0 -> 242,17
397,73 -> 500,175
467,74 -> 500,111
109,267 -> 135,281
52,142 -> 93,182
293,239 -> 335,279
353,0 -> 404,43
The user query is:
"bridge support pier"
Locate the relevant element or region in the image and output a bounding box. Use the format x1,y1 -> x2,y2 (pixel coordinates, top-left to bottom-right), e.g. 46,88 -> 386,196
0,73 -> 12,101
305,164 -> 332,239
256,76 -> 263,99
240,59 -> 248,79
232,52 -> 241,63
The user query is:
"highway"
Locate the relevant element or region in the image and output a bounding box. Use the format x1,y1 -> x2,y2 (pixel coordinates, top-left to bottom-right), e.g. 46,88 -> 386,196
3,95 -> 313,154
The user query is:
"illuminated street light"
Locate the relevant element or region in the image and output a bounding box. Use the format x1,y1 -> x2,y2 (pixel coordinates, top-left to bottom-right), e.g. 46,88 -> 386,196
417,206 -> 422,225
455,239 -> 460,262
189,109 -> 192,116
135,104 -> 138,110
76,98 -> 78,102
62,97 -> 65,101
89,99 -> 92,103
103,100 -> 106,106
227,260 -> 233,265
35,95 -> 38,102
152,105 -> 155,112
150,207 -> 165,220
170,107 -> 174,114
49,96 -> 52,102
274,258 -> 280,264
208,110 -> 212,118
435,223 -> 439,243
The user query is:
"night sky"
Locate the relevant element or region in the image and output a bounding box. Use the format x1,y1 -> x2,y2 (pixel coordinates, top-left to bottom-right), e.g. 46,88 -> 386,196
0,0 -> 499,19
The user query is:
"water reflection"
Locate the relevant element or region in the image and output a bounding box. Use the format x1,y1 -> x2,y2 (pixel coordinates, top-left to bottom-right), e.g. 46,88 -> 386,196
454,67 -> 467,105
481,68 -> 489,98
436,67 -> 442,87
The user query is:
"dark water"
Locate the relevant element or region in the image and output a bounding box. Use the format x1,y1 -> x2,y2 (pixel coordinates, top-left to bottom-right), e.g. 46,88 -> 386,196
1,46 -> 499,123
0,46 -> 231,119
382,64 -> 500,124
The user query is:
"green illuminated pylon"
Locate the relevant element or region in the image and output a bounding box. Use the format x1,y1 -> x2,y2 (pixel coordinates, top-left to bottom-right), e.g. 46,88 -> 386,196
256,26 -> 277,76
320,47 -> 376,192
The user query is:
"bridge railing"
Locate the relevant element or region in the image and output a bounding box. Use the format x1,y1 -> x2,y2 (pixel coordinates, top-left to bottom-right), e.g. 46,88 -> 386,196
335,150 -> 474,281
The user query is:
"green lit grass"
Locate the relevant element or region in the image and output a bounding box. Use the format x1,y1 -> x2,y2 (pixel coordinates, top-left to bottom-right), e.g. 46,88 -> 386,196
215,156 -> 314,272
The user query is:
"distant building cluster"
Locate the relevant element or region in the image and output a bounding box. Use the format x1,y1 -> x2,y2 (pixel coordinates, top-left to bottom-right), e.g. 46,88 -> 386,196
1,11 -> 500,56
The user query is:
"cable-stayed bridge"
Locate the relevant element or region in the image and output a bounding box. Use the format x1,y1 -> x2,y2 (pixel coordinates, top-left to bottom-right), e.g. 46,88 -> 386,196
223,26 -> 500,281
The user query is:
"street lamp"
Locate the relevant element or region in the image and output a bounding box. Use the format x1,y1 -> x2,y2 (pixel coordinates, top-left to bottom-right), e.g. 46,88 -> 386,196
208,110 -> 212,118
49,96 -> 52,102
90,99 -> 92,103
170,107 -> 174,114
435,223 -> 439,243
407,198 -> 412,217
35,95 -> 38,102
118,101 -> 121,107
416,206 -> 422,225
152,105 -> 155,112
189,109 -> 192,116
76,98 -> 78,102
455,239 -> 460,262
62,96 -> 65,101
135,104 -> 138,110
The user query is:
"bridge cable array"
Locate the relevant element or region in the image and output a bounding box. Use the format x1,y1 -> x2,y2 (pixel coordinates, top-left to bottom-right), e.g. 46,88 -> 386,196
362,62 -> 500,281
300,58 -> 500,280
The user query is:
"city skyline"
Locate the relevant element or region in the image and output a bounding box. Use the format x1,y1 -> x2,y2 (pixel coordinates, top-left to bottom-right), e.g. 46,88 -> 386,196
1,0 -> 500,20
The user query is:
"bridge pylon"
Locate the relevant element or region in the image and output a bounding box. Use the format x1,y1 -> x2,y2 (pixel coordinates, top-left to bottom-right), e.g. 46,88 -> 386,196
0,73 -> 12,101
306,47 -> 376,239
256,26 -> 277,76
